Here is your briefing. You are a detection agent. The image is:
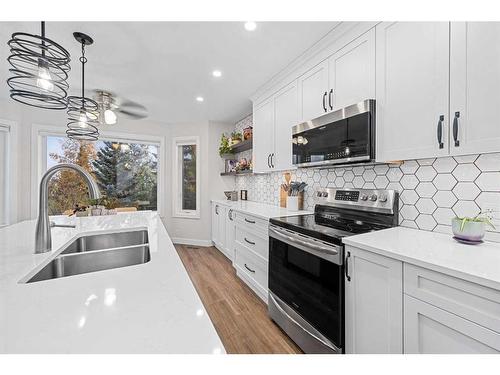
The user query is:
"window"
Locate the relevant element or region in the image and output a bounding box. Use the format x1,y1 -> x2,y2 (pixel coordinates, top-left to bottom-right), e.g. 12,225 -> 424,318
0,124 -> 10,226
45,135 -> 159,215
173,137 -> 200,218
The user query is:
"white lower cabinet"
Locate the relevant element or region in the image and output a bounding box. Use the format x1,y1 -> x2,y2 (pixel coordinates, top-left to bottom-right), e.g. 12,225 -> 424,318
345,245 -> 500,354
404,295 -> 500,353
345,246 -> 403,354
211,202 -> 230,259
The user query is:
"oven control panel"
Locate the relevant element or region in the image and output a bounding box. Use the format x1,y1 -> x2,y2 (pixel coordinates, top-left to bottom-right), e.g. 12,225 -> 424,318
314,188 -> 398,215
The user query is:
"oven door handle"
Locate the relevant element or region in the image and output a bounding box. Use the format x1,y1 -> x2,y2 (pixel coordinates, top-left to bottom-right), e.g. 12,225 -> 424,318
269,293 -> 340,353
269,225 -> 341,263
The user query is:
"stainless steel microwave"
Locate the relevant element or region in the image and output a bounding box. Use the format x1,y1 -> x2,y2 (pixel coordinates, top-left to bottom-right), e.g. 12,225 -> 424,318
292,99 -> 375,168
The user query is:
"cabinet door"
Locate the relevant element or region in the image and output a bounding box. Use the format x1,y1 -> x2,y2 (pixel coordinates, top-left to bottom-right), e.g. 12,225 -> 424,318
273,80 -> 299,171
404,294 -> 500,353
376,22 -> 450,162
298,60 -> 329,122
449,22 -> 500,156
217,205 -> 226,251
252,97 -> 274,173
345,246 -> 403,354
328,28 -> 375,111
211,203 -> 219,246
224,209 -> 235,261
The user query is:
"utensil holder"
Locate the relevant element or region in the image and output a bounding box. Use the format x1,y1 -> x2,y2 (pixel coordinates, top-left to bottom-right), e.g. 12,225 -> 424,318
287,196 -> 299,211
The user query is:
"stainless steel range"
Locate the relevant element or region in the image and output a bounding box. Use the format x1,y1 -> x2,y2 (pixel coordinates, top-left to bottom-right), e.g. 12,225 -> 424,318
268,188 -> 399,354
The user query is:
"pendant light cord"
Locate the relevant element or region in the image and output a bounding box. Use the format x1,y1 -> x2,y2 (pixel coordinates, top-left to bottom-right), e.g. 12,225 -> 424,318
80,42 -> 86,108
40,21 -> 46,58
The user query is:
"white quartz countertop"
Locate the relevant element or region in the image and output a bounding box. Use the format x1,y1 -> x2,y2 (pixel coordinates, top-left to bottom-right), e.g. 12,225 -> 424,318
211,199 -> 312,220
342,226 -> 500,290
0,212 -> 225,354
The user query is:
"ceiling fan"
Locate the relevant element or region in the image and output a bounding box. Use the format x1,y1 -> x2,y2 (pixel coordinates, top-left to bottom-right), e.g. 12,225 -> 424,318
93,89 -> 148,125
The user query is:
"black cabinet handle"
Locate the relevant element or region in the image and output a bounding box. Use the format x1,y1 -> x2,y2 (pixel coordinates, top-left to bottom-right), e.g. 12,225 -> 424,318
244,263 -> 256,273
437,115 -> 444,149
267,154 -> 271,168
244,218 -> 255,224
244,237 -> 255,245
322,92 -> 327,112
270,153 -> 275,168
345,251 -> 351,282
215,205 -> 218,215
228,209 -> 233,221
453,111 -> 460,147
328,88 -> 333,110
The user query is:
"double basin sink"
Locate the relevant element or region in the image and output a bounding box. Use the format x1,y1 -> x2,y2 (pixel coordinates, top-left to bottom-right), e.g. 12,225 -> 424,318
26,230 -> 150,283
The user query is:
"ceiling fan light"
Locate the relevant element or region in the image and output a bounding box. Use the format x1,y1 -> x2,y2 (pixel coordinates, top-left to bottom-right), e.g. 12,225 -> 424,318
104,109 -> 117,125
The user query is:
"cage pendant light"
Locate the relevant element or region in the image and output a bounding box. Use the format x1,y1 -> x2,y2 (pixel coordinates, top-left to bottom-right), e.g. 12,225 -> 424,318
7,21 -> 71,110
66,32 -> 99,141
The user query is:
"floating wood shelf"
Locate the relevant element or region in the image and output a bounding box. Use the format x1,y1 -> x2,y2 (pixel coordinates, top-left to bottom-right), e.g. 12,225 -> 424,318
221,138 -> 253,156
220,170 -> 253,176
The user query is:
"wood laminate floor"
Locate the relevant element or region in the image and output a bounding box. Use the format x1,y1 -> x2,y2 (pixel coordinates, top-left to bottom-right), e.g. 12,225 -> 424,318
175,244 -> 302,354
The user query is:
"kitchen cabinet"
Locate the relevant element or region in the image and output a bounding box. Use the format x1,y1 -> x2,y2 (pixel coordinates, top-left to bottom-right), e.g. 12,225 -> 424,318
253,97 -> 274,173
404,295 -> 500,353
298,60 -> 329,121
345,246 -> 403,354
298,29 -> 376,123
328,28 -> 375,111
253,81 -> 298,173
376,22 -> 450,162
224,208 -> 236,261
211,202 -> 227,254
449,22 -> 500,156
273,81 -> 299,170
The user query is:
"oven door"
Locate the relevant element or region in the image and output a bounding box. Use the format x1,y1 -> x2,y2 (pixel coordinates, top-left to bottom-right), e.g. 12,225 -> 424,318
268,225 -> 344,353
292,99 -> 374,167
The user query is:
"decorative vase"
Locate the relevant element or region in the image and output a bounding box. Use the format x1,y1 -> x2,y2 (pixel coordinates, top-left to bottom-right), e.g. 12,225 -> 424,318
451,217 -> 486,241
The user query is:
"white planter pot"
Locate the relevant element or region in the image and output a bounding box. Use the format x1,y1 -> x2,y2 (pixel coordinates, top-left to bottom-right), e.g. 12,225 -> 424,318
451,217 -> 486,241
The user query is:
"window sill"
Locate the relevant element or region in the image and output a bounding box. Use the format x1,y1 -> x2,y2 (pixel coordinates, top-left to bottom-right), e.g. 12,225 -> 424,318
172,213 -> 200,220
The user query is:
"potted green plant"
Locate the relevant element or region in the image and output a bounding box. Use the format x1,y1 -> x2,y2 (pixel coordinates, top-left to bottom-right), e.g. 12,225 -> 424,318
452,211 -> 496,243
230,131 -> 242,146
218,133 -> 233,156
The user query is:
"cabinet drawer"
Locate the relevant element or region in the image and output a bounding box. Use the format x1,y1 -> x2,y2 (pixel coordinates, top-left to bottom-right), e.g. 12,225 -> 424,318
234,242 -> 269,298
235,226 -> 268,261
404,264 -> 500,333
235,212 -> 268,236
404,294 -> 500,353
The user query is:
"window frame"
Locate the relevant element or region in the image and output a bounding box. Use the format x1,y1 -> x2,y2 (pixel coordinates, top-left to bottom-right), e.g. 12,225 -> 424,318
31,124 -> 165,218
0,119 -> 18,227
172,136 -> 200,219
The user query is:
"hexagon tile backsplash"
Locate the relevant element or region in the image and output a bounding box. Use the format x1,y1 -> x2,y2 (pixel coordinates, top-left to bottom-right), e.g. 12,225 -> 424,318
234,153 -> 500,242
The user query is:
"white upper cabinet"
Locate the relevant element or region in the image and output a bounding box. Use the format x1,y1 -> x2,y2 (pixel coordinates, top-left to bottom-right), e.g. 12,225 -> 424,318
376,22 -> 450,162
328,28 -> 375,111
298,60 -> 329,121
273,81 -> 299,171
449,22 -> 500,156
252,97 -> 275,173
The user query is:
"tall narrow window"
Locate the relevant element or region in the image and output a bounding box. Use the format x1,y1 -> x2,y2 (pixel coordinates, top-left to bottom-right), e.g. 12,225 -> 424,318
173,137 -> 200,218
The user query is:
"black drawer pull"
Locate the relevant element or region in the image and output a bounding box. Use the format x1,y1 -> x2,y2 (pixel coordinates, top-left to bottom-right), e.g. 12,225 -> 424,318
244,237 -> 255,245
453,111 -> 460,147
244,263 -> 256,273
437,115 -> 444,149
244,218 -> 255,224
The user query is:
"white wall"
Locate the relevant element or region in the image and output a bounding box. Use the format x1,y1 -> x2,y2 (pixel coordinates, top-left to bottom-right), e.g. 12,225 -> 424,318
0,99 -> 234,245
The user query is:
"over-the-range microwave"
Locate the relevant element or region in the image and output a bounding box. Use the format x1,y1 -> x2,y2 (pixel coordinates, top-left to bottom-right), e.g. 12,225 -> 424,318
292,99 -> 375,168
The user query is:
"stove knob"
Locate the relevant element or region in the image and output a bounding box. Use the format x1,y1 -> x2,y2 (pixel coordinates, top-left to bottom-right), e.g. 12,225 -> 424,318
369,194 -> 378,201
379,195 -> 388,202
360,194 -> 368,201
322,191 -> 329,198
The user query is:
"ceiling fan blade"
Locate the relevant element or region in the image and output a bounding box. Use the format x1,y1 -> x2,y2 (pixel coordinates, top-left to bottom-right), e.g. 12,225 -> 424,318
117,107 -> 148,119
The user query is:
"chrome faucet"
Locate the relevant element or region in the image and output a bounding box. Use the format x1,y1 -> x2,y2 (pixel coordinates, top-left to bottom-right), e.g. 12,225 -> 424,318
35,163 -> 101,254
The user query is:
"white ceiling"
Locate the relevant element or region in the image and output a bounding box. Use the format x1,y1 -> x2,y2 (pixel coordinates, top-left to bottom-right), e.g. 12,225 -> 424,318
0,22 -> 338,124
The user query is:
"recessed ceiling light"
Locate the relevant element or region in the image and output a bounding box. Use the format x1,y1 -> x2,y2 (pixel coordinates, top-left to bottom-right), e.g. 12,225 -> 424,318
212,70 -> 222,78
244,22 -> 257,31
196,96 -> 204,102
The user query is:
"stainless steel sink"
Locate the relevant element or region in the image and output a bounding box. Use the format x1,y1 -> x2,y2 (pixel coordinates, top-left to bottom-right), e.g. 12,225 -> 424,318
61,230 -> 148,254
25,230 -> 151,283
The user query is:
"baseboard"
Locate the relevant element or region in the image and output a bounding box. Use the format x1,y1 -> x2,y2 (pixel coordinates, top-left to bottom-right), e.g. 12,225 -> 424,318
171,237 -> 212,247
